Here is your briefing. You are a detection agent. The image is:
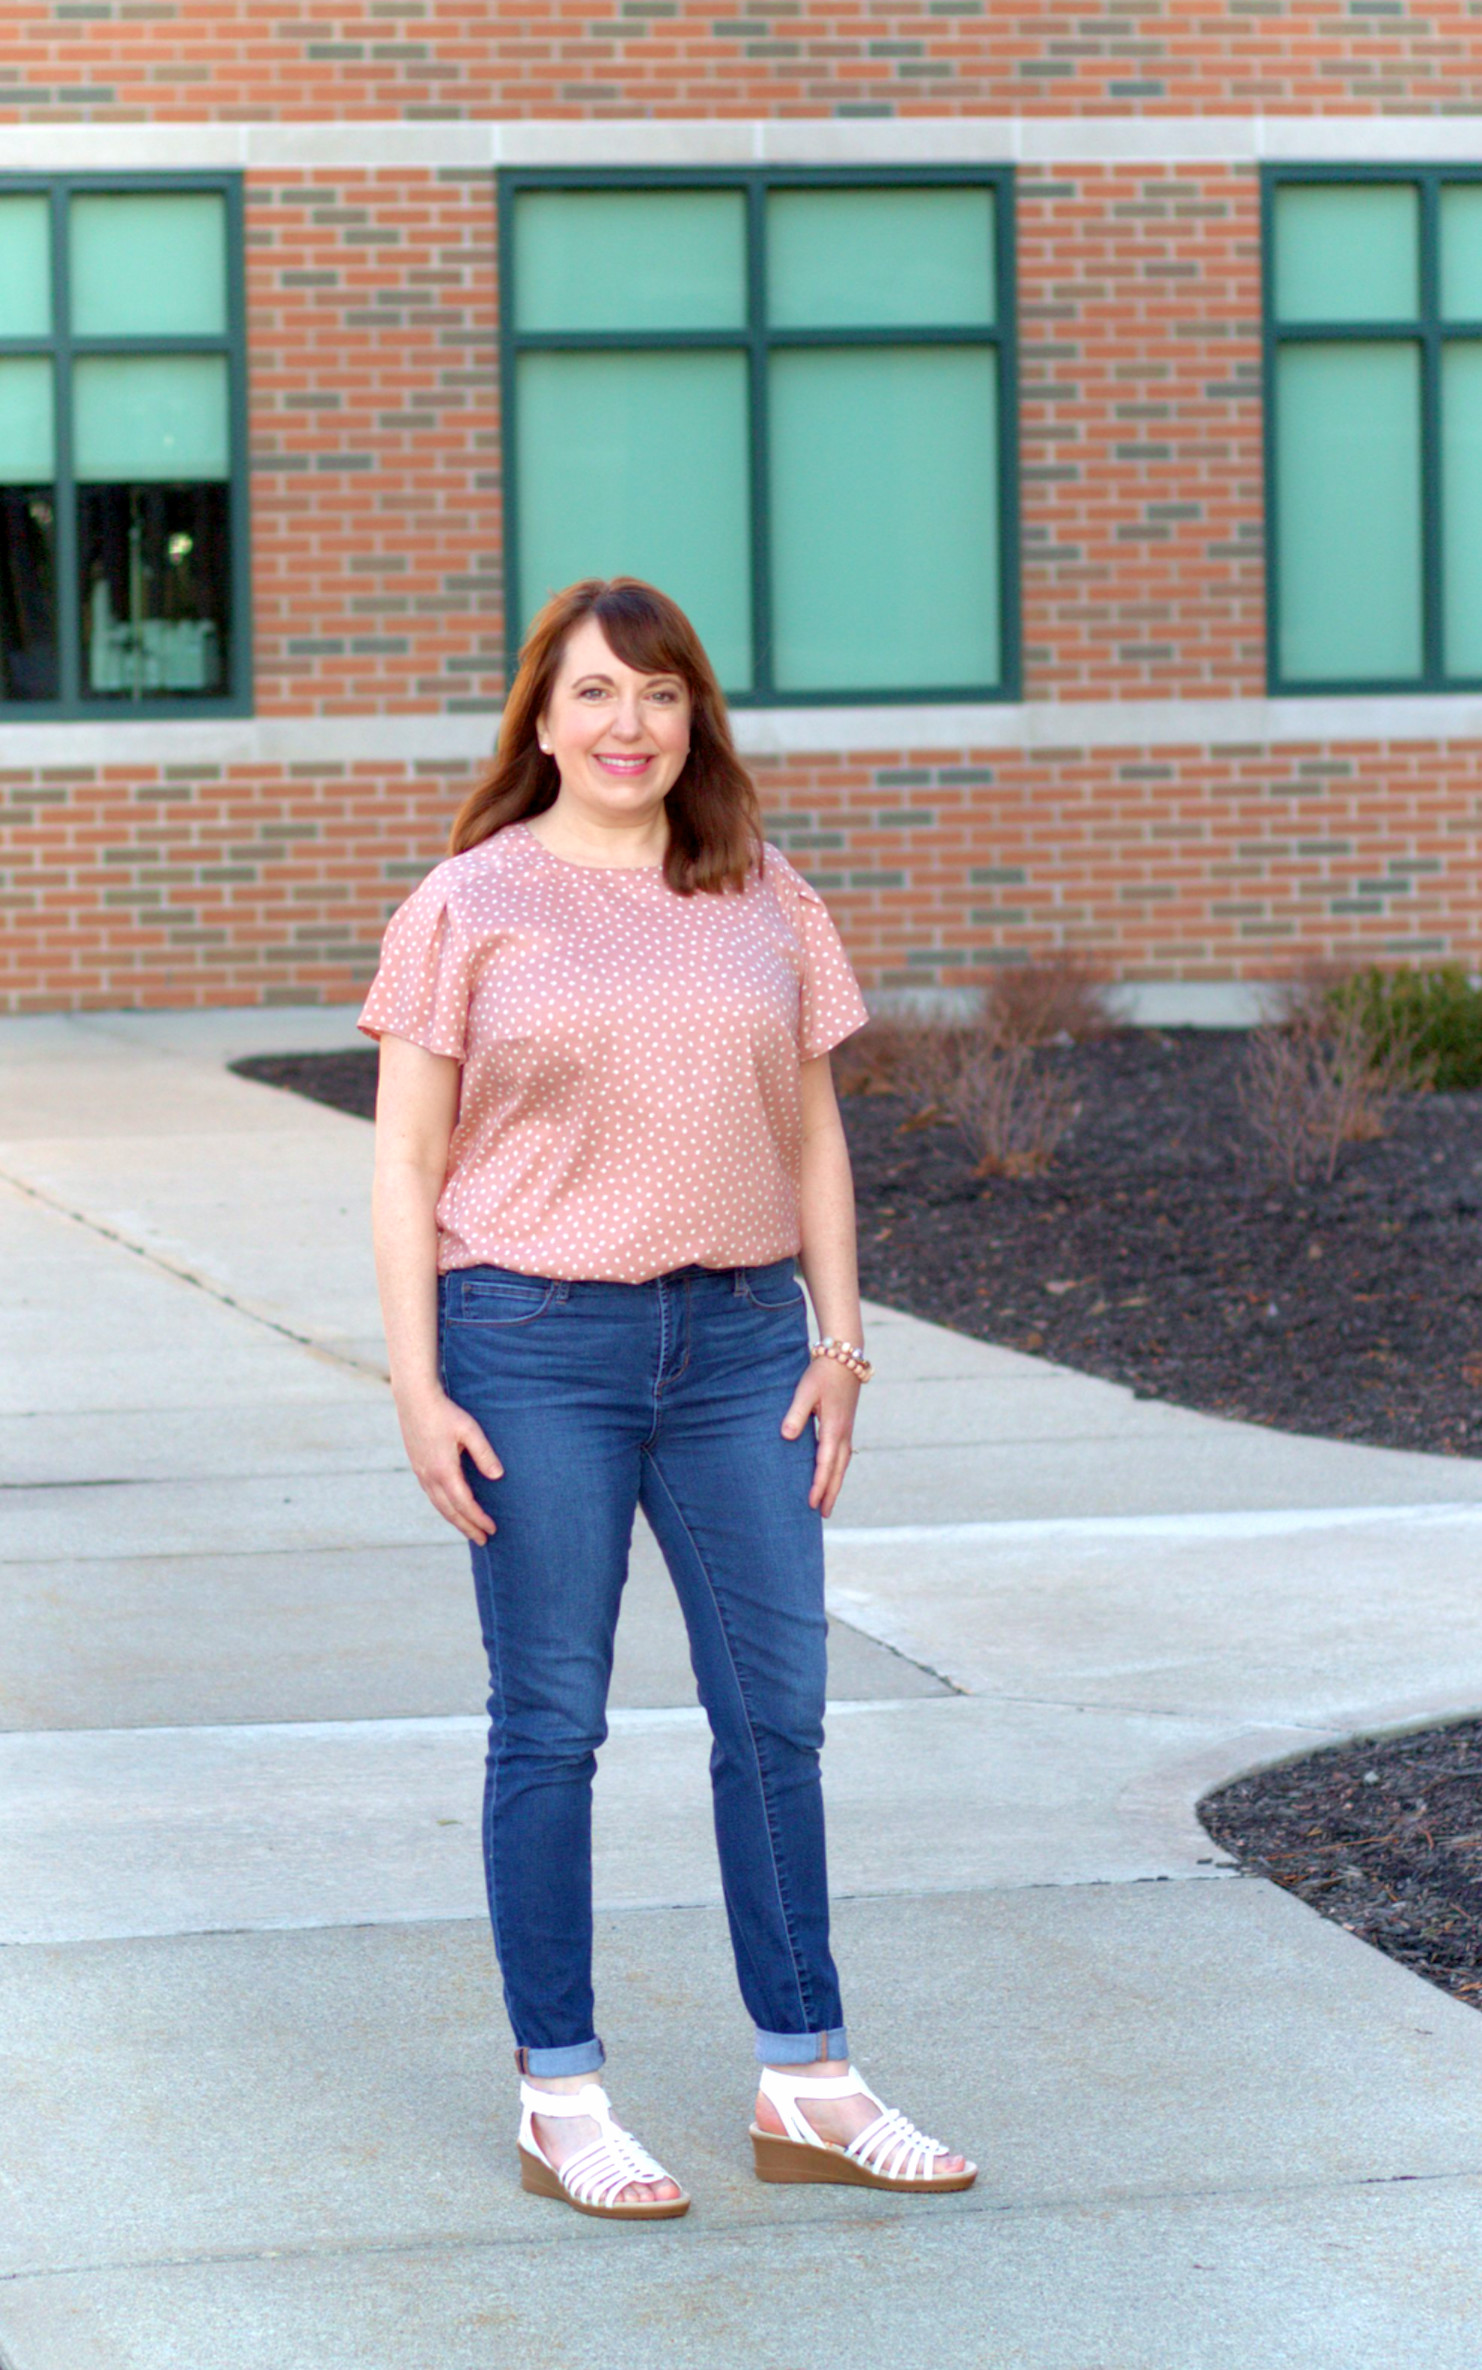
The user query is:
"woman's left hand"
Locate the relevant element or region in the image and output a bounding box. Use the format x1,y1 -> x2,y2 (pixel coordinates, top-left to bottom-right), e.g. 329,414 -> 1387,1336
781,1354 -> 860,1517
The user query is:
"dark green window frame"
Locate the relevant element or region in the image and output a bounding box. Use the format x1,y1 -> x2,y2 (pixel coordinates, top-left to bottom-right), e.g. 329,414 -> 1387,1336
1263,161 -> 1482,696
498,166 -> 1020,706
0,171 -> 251,719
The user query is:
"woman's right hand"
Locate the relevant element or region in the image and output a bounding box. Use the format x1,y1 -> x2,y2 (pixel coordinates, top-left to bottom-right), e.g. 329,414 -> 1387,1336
395,1387 -> 503,1542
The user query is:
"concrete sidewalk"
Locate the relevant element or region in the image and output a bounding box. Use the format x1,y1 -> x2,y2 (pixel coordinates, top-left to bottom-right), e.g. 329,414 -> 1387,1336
4,1008 -> 1482,2368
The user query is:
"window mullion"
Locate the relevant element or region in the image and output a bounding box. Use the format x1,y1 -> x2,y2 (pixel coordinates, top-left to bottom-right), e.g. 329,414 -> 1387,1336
225,170 -> 251,719
747,176 -> 772,700
1421,172 -> 1445,686
996,166 -> 1020,701
51,182 -> 79,710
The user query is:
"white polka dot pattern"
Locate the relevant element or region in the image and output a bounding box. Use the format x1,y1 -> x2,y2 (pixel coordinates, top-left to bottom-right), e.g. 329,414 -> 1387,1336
358,821 -> 869,1283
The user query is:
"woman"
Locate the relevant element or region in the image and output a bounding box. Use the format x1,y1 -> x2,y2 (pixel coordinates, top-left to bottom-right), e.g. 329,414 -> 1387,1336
362,577 -> 973,2220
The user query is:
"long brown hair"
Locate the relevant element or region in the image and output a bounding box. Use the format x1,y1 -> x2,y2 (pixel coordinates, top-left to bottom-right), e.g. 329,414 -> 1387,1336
449,578 -> 762,895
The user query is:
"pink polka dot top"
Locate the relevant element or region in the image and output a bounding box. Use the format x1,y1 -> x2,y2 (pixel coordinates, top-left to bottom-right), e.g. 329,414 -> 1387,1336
358,820 -> 869,1283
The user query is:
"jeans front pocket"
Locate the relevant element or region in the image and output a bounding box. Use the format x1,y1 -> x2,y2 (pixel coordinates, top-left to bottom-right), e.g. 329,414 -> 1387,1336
737,1262 -> 806,1313
447,1270 -> 558,1328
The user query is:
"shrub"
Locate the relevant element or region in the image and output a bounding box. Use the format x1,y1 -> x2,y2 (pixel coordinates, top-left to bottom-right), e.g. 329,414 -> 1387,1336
986,954 -> 1115,1046
896,1020 -> 971,1123
834,1015 -> 973,1122
836,974 -> 1099,1178
1265,957 -> 1361,1035
832,1019 -> 914,1099
1325,964 -> 1482,1094
1238,1007 -> 1421,1185
946,1030 -> 1079,1179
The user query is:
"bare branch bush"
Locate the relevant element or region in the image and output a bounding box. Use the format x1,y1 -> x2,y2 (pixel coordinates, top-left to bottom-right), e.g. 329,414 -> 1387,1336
836,1015 -> 972,1125
832,1019 -> 915,1100
986,954 -> 1115,1046
836,976 -> 1096,1178
946,1027 -> 1079,1178
1238,1006 -> 1425,1186
1263,956 -> 1362,1034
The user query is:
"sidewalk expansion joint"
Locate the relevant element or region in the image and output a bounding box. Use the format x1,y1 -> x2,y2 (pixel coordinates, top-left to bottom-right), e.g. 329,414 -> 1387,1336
0,1166 -> 390,1387
5,2163 -> 1481,2288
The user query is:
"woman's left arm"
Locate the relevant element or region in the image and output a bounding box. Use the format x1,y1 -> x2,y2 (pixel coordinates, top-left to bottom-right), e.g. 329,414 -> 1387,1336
784,1051 -> 865,1517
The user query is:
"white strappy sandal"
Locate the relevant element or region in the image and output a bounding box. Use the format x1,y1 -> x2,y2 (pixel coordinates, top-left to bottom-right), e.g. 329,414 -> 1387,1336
751,2065 -> 976,2193
518,2080 -> 690,2221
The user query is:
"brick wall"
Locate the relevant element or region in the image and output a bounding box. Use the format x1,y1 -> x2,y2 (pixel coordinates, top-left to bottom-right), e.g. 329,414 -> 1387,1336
1018,165 -> 1264,701
5,740 -> 1480,1012
249,169 -> 502,716
763,744 -> 1482,985
9,0 -> 1482,121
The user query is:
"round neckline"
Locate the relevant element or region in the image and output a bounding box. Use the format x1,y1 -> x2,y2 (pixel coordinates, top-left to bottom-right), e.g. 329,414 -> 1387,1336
517,819 -> 666,877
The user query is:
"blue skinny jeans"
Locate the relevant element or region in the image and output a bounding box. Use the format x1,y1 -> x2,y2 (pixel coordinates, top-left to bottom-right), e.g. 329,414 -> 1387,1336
438,1257 -> 848,2078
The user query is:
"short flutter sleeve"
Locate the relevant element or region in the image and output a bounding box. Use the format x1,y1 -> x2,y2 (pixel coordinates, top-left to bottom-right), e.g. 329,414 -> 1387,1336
764,846 -> 871,1062
358,865 -> 475,1060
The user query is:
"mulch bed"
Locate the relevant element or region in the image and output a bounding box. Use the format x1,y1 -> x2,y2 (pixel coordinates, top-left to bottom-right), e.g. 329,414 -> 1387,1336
835,1027 -> 1482,1460
1201,1722 -> 1482,2012
236,1050 -> 381,1122
234,1030 -> 1482,2010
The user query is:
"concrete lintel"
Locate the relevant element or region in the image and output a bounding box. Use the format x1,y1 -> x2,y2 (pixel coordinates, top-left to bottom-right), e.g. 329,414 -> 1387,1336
0,116 -> 1480,176
9,690 -> 1482,772
0,711 -> 499,771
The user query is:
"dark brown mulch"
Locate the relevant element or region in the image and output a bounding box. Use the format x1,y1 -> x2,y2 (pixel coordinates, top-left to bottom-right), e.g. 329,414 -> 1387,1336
236,1049 -> 381,1122
844,1029 -> 1482,1459
237,1031 -> 1482,2003
1201,1721 -> 1482,2011
236,1028 -> 1482,1457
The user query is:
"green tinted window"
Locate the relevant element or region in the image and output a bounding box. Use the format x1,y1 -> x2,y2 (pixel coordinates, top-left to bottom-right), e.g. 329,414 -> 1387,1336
1442,342 -> 1482,674
0,357 -> 54,481
0,196 -> 51,338
1264,170 -> 1482,691
1441,186 -> 1482,322
69,193 -> 227,339
1,176 -> 241,712
513,191 -> 746,332
515,349 -> 752,689
769,346 -> 999,691
767,187 -> 995,329
505,172 -> 1013,701
1275,341 -> 1422,681
1273,184 -> 1419,323
74,354 -> 230,482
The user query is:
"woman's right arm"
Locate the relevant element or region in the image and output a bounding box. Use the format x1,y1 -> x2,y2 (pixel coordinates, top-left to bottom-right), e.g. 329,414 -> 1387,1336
371,1032 -> 502,1542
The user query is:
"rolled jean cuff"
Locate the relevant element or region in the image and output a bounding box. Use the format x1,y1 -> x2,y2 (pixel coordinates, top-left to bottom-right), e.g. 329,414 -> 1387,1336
754,2025 -> 849,2066
516,2038 -> 606,2078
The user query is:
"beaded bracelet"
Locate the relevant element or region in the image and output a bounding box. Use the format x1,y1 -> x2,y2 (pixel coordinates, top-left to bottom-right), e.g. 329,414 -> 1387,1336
810,1336 -> 875,1383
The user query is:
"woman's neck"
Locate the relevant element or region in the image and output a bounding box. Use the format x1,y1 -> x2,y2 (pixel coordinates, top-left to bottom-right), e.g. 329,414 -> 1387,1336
525,795 -> 669,872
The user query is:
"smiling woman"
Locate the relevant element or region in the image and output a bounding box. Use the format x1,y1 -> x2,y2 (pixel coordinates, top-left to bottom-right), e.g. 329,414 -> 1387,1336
358,576 -> 974,2221
448,574 -> 759,893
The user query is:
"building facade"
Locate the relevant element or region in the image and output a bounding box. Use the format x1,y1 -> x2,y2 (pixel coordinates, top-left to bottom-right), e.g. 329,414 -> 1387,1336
5,10 -> 1482,1013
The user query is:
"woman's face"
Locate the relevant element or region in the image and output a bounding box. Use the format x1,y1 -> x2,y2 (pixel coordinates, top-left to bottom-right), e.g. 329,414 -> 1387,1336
538,616 -> 692,825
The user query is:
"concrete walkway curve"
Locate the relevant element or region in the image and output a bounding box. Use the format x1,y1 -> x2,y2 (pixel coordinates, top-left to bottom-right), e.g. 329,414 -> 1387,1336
3,1007 -> 1482,2368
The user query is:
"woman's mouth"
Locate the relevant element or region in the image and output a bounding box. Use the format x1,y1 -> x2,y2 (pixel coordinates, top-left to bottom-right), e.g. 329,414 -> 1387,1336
594,753 -> 653,775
